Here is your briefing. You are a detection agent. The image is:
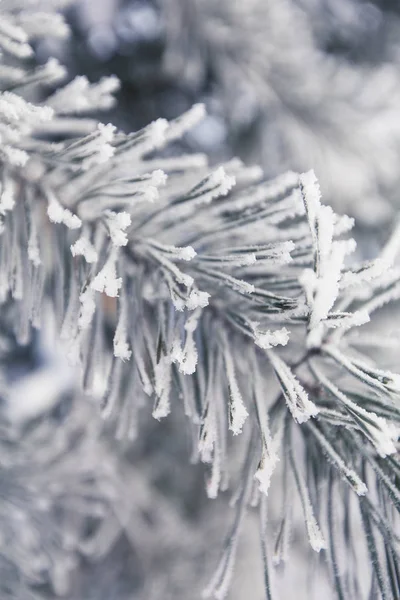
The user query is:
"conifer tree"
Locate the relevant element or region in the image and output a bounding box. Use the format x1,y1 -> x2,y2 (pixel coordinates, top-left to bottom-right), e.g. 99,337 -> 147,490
1,2 -> 400,599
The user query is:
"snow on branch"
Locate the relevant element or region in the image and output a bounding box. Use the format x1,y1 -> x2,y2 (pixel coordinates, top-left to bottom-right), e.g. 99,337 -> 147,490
1,8 -> 400,598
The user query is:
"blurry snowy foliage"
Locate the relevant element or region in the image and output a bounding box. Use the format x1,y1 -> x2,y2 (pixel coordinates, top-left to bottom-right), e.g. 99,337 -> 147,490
2,1 -> 400,600
65,0 -> 400,225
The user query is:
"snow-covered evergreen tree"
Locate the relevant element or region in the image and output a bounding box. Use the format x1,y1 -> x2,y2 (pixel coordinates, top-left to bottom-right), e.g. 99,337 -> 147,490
1,1 -> 400,599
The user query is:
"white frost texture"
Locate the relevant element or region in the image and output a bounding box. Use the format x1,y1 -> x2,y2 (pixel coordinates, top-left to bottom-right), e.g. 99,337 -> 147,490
1,2 -> 400,600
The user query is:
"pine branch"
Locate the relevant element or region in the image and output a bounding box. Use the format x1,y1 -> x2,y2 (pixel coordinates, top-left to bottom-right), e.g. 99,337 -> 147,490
1,2 -> 400,599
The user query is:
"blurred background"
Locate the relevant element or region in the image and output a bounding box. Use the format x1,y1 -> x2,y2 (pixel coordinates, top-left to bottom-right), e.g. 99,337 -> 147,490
37,0 -> 400,228
5,1 -> 400,598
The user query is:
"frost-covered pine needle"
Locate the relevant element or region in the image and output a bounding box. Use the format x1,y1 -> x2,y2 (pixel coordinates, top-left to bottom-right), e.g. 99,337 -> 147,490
1,3 -> 400,599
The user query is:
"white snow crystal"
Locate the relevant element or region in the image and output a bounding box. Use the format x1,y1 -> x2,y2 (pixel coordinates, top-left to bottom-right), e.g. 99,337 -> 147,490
104,210 -> 131,247
255,442 -> 280,496
148,118 -> 168,148
48,198 -> 82,229
253,325 -> 290,350
186,289 -> 210,310
71,237 -> 98,263
151,169 -> 167,187
91,257 -> 122,297
209,166 -> 236,196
